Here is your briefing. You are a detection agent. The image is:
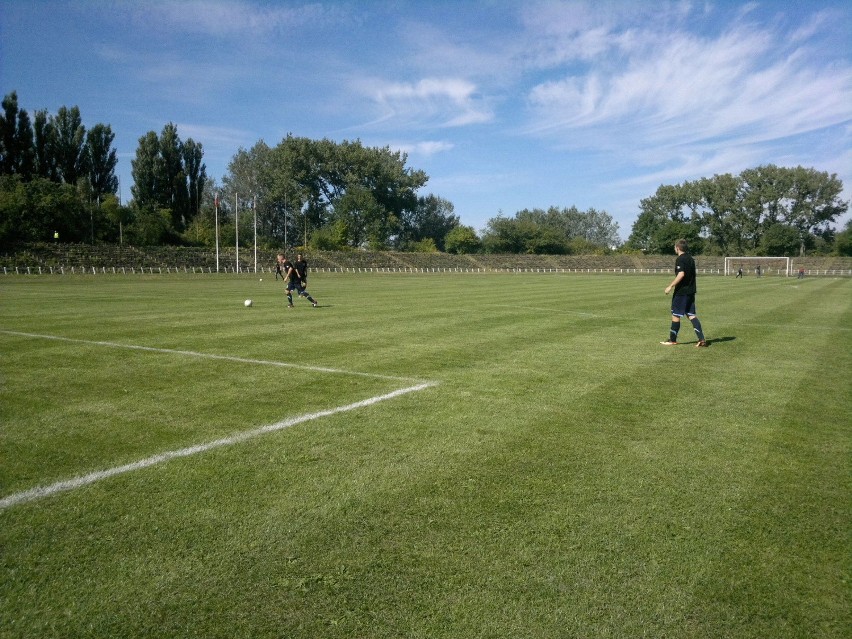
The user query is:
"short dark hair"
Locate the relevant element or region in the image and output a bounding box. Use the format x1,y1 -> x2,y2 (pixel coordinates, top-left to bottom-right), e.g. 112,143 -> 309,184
675,239 -> 688,252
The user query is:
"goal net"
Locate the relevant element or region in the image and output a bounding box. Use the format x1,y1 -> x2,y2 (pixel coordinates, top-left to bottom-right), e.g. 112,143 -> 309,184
724,256 -> 791,277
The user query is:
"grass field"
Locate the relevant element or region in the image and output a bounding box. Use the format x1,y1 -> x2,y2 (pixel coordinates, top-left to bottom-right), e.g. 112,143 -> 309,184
1,272 -> 850,638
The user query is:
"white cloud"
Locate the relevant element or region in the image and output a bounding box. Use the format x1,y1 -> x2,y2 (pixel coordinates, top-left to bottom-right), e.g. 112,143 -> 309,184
522,13 -> 852,168
392,141 -> 455,156
357,77 -> 494,129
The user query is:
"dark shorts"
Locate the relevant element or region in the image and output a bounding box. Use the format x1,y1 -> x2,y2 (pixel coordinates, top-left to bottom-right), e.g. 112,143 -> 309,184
287,280 -> 307,294
671,294 -> 697,318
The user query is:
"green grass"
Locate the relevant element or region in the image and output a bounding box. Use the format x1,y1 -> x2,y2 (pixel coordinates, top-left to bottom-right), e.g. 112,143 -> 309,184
1,272 -> 850,638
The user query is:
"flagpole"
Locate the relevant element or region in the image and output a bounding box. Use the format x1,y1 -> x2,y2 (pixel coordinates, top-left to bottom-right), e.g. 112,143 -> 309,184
253,194 -> 257,273
235,192 -> 239,273
215,192 -> 220,272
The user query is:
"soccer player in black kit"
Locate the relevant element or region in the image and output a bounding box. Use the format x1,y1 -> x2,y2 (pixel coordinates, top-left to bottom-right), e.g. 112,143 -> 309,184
276,253 -> 318,308
295,253 -> 309,286
661,239 -> 707,347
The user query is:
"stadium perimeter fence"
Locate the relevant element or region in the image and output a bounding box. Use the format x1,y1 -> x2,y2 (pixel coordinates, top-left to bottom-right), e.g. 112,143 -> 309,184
5,265 -> 852,276
3,244 -> 851,276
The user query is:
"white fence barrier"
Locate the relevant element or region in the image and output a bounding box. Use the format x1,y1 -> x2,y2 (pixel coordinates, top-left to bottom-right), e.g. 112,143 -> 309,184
4,265 -> 851,277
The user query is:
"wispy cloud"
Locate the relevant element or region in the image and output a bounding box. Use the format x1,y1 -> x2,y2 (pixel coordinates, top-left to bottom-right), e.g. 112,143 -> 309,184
14,0 -> 845,235
521,7 -> 852,174
356,77 -> 494,129
392,140 -> 455,156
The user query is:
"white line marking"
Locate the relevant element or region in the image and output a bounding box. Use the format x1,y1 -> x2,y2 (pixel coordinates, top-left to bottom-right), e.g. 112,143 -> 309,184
0,382 -> 436,510
0,330 -> 418,381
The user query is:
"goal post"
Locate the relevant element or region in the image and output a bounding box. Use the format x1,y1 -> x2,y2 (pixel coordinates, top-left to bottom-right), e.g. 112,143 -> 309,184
724,256 -> 791,277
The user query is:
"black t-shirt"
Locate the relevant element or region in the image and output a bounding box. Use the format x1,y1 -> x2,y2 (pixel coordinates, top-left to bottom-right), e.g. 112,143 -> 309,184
280,260 -> 295,281
294,259 -> 308,281
674,252 -> 697,295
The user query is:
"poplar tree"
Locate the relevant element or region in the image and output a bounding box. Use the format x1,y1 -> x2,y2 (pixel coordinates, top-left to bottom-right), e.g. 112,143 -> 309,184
130,123 -> 206,232
52,106 -> 87,185
86,124 -> 118,202
0,91 -> 34,178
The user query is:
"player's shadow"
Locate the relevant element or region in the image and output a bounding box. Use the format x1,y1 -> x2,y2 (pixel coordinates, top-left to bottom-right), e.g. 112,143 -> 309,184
706,336 -> 736,346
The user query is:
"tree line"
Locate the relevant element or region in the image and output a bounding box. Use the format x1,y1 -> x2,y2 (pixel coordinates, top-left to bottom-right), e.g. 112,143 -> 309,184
0,91 -> 120,244
2,90 -> 849,255
627,165 -> 849,256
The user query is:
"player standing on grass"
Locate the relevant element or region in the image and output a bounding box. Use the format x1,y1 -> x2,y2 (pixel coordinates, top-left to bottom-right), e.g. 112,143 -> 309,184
661,239 -> 707,347
276,252 -> 318,308
295,253 -> 309,287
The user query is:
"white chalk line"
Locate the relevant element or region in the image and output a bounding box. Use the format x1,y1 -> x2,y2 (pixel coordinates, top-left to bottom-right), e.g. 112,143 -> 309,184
0,382 -> 436,511
1,329 -> 437,509
0,330 -> 419,382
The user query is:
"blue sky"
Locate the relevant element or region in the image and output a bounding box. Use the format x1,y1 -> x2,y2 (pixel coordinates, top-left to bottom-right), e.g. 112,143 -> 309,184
2,0 -> 850,240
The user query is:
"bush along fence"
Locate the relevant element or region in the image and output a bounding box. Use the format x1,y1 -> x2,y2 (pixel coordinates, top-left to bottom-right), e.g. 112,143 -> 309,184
1,243 -> 850,276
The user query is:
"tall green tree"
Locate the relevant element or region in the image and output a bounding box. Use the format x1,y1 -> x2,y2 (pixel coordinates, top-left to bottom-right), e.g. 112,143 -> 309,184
32,109 -> 57,181
397,194 -> 458,250
183,138 -> 206,221
159,123 -> 188,229
222,141 -> 271,241
741,165 -> 793,230
697,174 -> 742,255
0,91 -> 34,178
784,166 -> 847,256
52,106 -> 87,185
261,136 -> 428,249
131,123 -> 205,234
627,184 -> 702,253
130,131 -> 160,208
85,124 -> 118,202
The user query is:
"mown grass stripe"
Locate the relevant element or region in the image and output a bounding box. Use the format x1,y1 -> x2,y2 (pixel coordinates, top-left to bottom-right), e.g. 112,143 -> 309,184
0,382 -> 436,510
0,329 -> 422,382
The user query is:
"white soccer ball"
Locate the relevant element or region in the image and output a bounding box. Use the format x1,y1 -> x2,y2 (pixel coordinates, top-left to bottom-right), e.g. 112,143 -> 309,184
244,299 -> 253,307
259,278 -> 263,282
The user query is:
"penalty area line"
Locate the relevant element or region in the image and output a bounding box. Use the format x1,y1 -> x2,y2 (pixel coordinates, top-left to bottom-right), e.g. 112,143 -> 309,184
0,382 -> 437,511
0,330 -> 420,382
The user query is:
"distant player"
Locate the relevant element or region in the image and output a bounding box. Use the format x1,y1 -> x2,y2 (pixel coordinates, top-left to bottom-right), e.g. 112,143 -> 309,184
274,257 -> 287,281
294,252 -> 309,287
661,239 -> 707,347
